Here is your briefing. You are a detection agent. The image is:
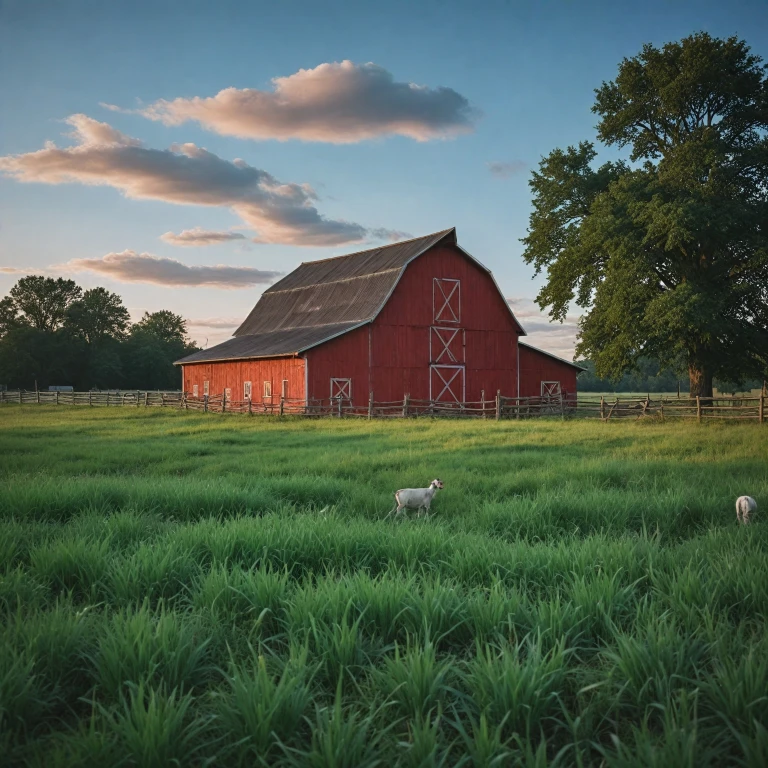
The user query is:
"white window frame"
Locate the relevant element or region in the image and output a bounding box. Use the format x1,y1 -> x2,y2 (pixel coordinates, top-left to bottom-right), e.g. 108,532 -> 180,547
429,365 -> 465,404
263,381 -> 272,399
224,387 -> 232,400
243,381 -> 252,400
430,326 -> 465,364
281,379 -> 289,399
433,278 -> 461,324
541,381 -> 561,398
192,384 -> 199,397
203,380 -> 210,396
330,378 -> 352,401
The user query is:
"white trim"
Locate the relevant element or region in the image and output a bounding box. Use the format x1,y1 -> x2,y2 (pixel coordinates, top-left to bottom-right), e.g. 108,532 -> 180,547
263,380 -> 272,399
243,381 -> 252,400
433,278 -> 461,324
203,380 -> 210,396
303,356 -> 309,407
281,379 -> 288,399
192,384 -> 199,397
429,364 -> 465,403
516,338 -> 520,398
430,326 -> 464,363
330,378 -> 352,401
541,381 -> 562,397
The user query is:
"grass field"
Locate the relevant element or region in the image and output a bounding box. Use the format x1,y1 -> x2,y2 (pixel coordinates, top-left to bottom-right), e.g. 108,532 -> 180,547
1,407 -> 767,766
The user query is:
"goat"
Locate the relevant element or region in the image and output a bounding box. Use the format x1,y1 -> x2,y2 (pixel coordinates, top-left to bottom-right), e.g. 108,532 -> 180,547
736,495 -> 757,525
388,479 -> 444,520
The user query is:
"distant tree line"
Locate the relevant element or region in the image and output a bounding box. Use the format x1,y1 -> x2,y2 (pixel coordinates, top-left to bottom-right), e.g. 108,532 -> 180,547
0,276 -> 199,390
576,357 -> 764,395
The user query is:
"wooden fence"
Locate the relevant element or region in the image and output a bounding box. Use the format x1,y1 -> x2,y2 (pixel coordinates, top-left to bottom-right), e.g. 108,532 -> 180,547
1,389 -> 765,422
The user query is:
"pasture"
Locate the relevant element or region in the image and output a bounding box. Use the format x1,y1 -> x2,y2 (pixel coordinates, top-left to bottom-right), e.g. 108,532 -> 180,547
1,407 -> 767,766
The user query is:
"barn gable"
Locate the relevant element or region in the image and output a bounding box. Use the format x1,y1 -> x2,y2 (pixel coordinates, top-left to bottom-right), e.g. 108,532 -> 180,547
176,228 -> 524,366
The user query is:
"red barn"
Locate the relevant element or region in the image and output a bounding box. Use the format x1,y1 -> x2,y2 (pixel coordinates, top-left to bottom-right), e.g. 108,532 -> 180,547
176,228 -> 582,407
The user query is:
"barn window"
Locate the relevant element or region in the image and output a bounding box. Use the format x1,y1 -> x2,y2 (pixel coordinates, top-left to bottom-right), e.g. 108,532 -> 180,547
541,381 -> 561,398
224,387 -> 232,400
263,381 -> 272,399
433,278 -> 460,323
281,379 -> 288,399
192,384 -> 199,397
330,378 -> 352,401
243,381 -> 252,400
203,380 -> 209,396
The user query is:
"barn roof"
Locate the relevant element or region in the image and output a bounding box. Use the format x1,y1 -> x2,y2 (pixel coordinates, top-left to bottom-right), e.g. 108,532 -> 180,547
176,228 -> 524,365
518,340 -> 587,371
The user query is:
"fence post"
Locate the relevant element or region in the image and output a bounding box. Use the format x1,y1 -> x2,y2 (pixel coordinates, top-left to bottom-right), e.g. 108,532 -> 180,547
55,391 -> 59,406
279,396 -> 284,416
143,391 -> 148,407
759,394 -> 764,424
88,391 -> 92,407
204,394 -> 208,413
495,390 -> 501,421
36,390 -> 40,405
560,394 -> 565,420
222,391 -> 227,413
481,389 -> 486,419
600,396 -> 605,420
403,393 -> 410,418
368,391 -> 374,420
696,395 -> 701,423
660,401 -> 664,421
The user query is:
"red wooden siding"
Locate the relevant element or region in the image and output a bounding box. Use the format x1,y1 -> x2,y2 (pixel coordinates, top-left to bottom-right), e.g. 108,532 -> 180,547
182,357 -> 305,401
305,325 -> 370,406
518,345 -> 579,398
368,245 -> 520,401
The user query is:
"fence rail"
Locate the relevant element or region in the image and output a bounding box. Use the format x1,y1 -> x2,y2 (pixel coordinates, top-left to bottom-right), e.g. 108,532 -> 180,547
2,389 -> 765,422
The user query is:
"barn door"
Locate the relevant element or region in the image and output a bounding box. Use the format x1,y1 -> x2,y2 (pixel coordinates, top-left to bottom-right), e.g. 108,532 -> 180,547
330,378 -> 352,405
430,365 -> 465,404
541,381 -> 561,414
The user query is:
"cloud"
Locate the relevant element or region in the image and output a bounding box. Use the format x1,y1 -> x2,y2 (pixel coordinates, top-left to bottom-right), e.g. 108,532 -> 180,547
367,228 -> 413,243
187,316 -> 242,329
160,228 -> 247,246
0,114 -> 373,246
63,250 -> 282,288
0,266 -> 30,274
508,296 -> 581,360
136,61 -> 478,143
487,160 -> 526,179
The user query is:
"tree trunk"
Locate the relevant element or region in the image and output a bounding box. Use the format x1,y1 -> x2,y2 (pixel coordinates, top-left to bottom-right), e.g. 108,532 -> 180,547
688,362 -> 713,398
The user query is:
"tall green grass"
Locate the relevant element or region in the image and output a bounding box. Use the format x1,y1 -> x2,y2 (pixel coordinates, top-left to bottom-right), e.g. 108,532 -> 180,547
1,407 -> 767,765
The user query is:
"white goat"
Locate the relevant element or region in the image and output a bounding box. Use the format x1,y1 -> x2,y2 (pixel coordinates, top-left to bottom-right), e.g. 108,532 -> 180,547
388,479 -> 444,519
736,496 -> 757,525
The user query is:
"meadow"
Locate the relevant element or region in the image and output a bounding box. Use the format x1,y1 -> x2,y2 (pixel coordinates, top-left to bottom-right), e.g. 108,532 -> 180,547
1,407 -> 767,767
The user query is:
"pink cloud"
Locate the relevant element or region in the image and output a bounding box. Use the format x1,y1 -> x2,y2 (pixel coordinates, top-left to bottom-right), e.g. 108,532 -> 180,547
160,228 -> 247,246
63,250 -> 281,288
0,115 -> 372,246
137,61 -> 477,143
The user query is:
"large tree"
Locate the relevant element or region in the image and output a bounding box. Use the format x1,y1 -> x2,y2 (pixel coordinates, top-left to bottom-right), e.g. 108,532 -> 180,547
64,287 -> 130,344
8,276 -> 82,331
522,33 -> 768,397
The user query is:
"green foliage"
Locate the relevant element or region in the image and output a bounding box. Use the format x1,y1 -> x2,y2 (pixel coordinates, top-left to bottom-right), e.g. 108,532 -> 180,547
0,410 -> 767,764
0,277 -> 197,389
522,33 -> 768,396
576,357 -> 688,392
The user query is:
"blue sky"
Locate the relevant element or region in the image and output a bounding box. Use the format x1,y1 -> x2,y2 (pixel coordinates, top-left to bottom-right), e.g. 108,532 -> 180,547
1,0 -> 765,356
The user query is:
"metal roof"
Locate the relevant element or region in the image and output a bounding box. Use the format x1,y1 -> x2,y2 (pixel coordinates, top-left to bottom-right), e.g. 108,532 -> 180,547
519,340 -> 587,371
175,228 -> 525,365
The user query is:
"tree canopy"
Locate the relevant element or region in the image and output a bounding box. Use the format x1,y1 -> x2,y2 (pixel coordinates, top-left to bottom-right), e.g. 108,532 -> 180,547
0,277 -> 198,390
522,33 -> 768,397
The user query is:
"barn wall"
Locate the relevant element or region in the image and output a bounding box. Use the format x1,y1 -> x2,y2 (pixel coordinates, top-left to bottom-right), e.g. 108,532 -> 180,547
305,325 -> 370,406
369,244 -> 521,401
181,357 -> 305,402
518,345 -> 579,398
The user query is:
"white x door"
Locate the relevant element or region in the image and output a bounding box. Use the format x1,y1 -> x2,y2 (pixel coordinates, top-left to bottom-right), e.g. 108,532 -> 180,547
430,365 -> 465,404
433,278 -> 460,323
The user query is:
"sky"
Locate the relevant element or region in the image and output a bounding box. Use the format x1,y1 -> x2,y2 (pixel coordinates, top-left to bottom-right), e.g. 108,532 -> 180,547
1,0 -> 765,358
